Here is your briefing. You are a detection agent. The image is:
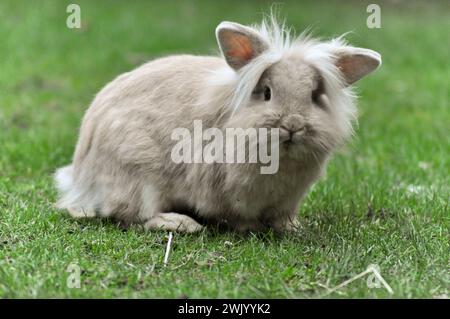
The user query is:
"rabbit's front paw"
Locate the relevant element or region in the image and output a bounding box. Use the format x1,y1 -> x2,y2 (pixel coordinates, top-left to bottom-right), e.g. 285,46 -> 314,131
144,213 -> 204,233
67,207 -> 96,218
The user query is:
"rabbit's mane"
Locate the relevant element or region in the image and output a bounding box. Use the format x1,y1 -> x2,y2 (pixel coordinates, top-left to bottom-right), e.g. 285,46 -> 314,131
206,15 -> 357,136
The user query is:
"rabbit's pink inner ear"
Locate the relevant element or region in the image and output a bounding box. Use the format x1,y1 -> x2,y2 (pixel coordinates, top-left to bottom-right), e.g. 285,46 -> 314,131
336,52 -> 381,85
225,32 -> 254,63
219,30 -> 255,70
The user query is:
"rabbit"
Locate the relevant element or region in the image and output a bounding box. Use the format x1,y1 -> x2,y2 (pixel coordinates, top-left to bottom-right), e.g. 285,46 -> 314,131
54,16 -> 381,233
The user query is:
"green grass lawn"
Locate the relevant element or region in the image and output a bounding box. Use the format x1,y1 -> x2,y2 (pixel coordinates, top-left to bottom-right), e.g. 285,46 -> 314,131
0,0 -> 449,298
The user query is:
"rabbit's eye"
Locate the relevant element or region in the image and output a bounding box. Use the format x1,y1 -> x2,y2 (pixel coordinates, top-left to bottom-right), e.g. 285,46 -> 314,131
252,85 -> 271,102
312,78 -> 325,106
263,86 -> 271,101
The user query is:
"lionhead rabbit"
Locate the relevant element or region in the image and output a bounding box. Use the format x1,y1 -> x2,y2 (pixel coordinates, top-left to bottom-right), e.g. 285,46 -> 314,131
55,17 -> 381,233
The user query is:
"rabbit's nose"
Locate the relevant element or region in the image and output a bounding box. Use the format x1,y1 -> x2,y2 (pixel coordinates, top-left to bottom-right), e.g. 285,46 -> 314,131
281,115 -> 305,133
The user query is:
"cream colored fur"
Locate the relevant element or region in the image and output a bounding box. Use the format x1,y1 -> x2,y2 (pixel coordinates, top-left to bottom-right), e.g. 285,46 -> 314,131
54,17 -> 381,232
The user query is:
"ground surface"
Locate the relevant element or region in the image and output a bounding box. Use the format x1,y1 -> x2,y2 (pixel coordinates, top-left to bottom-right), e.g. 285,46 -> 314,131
0,0 -> 448,298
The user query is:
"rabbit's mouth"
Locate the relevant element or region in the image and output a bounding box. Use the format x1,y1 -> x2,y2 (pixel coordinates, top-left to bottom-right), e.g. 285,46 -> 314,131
279,126 -> 307,145
279,127 -> 327,160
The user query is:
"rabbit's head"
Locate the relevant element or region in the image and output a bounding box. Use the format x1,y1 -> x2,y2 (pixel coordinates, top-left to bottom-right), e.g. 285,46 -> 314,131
214,18 -> 381,162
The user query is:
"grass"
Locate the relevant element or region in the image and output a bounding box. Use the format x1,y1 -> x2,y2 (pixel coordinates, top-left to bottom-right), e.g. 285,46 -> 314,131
0,0 -> 448,298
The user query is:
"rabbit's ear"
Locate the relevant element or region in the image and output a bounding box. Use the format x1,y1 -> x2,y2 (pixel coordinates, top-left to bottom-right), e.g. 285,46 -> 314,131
216,21 -> 269,71
334,47 -> 381,85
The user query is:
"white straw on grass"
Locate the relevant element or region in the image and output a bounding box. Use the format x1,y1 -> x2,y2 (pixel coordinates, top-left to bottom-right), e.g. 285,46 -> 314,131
323,268 -> 372,296
322,264 -> 394,296
163,232 -> 173,266
369,265 -> 394,294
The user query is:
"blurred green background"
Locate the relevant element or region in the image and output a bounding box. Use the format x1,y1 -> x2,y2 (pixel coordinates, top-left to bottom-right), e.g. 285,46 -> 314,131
0,0 -> 448,298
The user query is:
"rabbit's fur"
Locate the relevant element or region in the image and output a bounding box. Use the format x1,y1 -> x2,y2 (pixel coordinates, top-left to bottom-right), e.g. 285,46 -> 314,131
55,17 -> 381,232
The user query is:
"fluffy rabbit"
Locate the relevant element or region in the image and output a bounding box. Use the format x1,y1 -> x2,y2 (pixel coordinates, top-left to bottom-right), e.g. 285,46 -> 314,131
55,17 -> 381,232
